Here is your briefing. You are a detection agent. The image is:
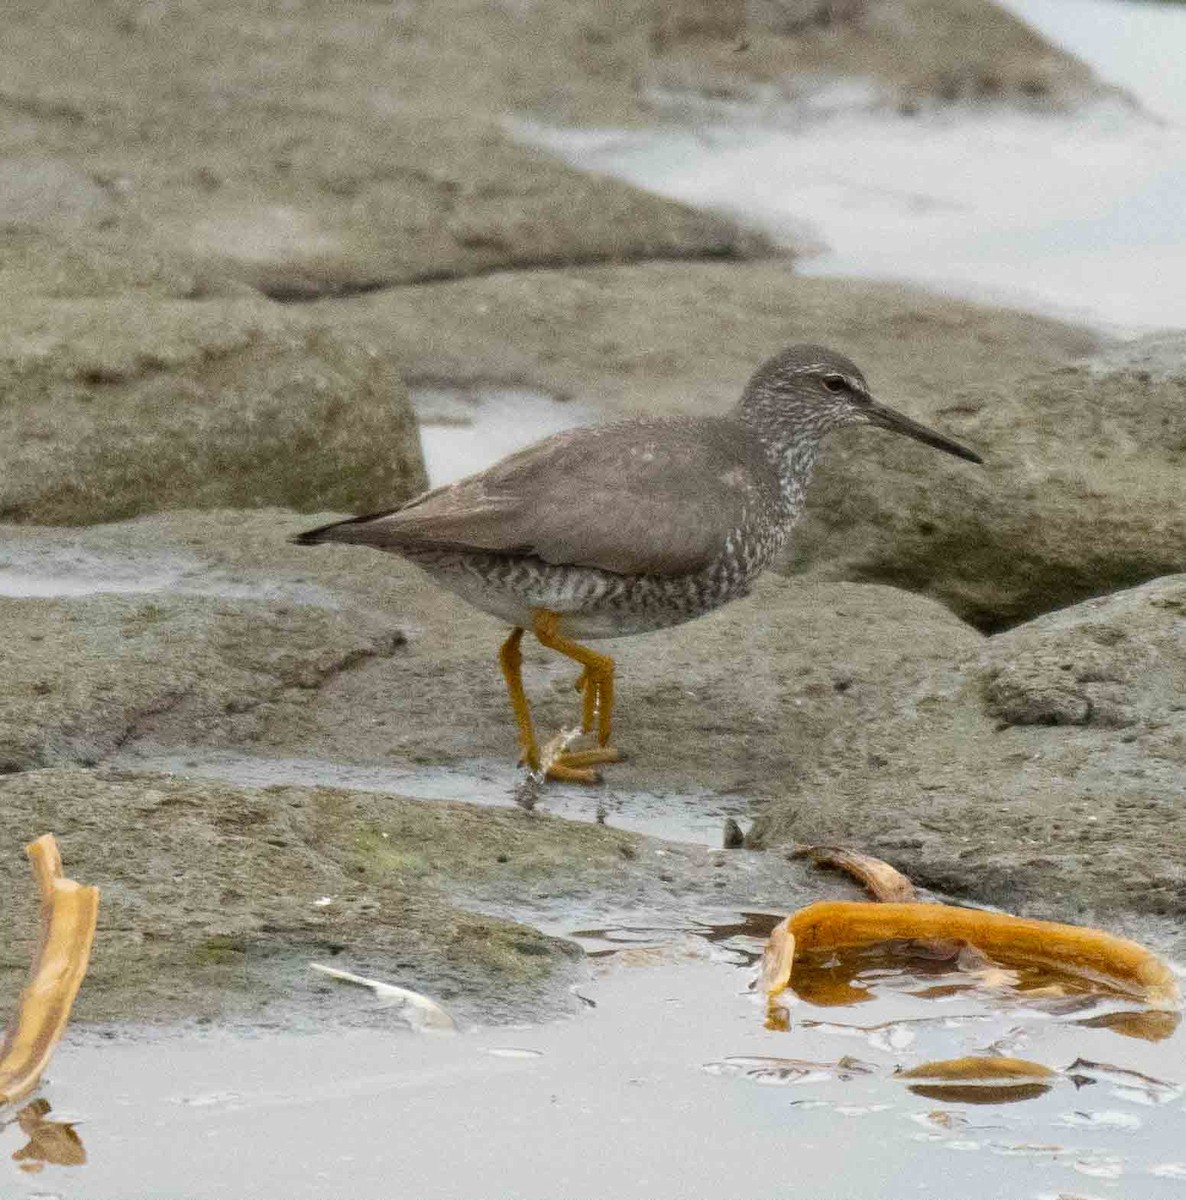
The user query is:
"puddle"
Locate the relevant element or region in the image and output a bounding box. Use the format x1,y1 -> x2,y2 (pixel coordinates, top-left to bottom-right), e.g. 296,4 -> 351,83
411,385 -> 596,488
515,0 -> 1186,335
110,747 -> 749,847
5,914 -> 1182,1199
0,545 -> 336,606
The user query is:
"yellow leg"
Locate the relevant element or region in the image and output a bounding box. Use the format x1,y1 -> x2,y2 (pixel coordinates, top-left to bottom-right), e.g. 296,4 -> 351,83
498,627 -> 539,770
572,668 -> 598,734
532,611 -> 617,748
500,617 -> 624,785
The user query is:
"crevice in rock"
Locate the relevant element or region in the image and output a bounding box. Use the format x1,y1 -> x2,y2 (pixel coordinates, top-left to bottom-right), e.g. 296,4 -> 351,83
262,241 -> 776,304
111,686 -> 197,754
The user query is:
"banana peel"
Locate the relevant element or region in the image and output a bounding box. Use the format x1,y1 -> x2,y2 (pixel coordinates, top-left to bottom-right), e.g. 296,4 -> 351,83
0,835 -> 100,1107
794,845 -> 918,903
765,900 -> 1179,1010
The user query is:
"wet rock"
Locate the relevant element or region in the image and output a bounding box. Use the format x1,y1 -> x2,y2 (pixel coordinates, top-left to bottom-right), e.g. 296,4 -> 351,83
0,767 -> 854,1025
68,510 -> 980,799
3,511 -> 1181,973
789,336 -> 1186,629
751,575 -> 1186,941
0,585 -> 406,773
0,507 -> 980,795
0,298 -> 426,524
1,0 -> 1118,304
0,770 -> 588,1025
1,1 -> 768,301
649,0 -> 1117,112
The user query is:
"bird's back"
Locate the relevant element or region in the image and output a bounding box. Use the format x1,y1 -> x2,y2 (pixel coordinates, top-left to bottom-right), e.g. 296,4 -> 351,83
296,415 -> 787,580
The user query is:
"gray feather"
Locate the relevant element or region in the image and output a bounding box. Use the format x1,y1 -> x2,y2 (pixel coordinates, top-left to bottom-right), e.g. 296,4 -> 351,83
306,417 -> 780,577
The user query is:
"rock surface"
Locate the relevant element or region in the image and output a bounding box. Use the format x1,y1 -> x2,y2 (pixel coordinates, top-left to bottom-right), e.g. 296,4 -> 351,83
752,574 -> 1186,944
0,510 -> 984,795
332,260 -> 1100,418
2,510 -> 1184,1019
1,1 -> 768,302
1,0 -> 1116,301
788,338 -> 1186,629
650,0 -> 1114,112
0,299 -> 427,525
0,767 -> 854,1024
0,0 -> 1177,1039
0,580 -> 406,775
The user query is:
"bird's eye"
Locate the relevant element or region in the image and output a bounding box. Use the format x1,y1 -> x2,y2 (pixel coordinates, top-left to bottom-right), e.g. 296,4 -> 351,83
822,374 -> 849,394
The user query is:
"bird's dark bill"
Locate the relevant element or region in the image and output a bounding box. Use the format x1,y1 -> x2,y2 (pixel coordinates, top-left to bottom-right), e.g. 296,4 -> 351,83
865,401 -> 983,464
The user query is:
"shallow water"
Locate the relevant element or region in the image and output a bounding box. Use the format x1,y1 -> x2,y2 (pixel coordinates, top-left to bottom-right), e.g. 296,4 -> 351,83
516,0 -> 1186,335
5,917 -> 1183,1199
111,747 -> 748,848
0,545 -> 337,605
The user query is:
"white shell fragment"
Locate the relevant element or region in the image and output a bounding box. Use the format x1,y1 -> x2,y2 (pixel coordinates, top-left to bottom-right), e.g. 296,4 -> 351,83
309,963 -> 457,1033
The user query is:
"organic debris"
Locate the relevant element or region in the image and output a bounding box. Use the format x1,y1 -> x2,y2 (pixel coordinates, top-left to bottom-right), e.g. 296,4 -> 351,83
899,1055 -> 1058,1105
762,901 -> 1179,1010
1073,1008 -> 1181,1042
703,1054 -> 876,1085
794,845 -> 918,903
3,1097 -> 87,1172
0,835 -> 100,1107
1064,1058 -> 1182,1105
901,1056 -> 1057,1082
309,963 -> 456,1033
758,915 -> 795,998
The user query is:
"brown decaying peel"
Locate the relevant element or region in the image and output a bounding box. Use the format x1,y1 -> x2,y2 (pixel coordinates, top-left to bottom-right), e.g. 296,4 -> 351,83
899,1058 -> 1057,1108
794,845 -> 918,903
0,835 -> 100,1107
899,1056 -> 1056,1081
758,918 -> 795,998
763,901 -> 1180,1010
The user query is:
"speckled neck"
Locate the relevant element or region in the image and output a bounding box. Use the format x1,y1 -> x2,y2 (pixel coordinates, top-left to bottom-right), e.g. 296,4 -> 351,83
734,384 -> 830,526
773,437 -> 822,526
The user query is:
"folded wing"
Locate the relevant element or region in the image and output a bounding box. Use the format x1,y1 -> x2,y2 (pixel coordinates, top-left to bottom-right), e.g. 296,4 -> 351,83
298,417 -> 778,578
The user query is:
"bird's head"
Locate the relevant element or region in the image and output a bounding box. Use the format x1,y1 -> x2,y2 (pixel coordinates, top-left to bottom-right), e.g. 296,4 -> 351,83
737,344 -> 982,464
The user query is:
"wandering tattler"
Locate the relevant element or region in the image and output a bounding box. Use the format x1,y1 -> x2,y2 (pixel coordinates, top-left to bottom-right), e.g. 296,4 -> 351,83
295,344 -> 981,783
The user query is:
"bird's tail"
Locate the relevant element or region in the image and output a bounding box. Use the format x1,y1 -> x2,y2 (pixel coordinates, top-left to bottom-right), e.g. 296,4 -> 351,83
290,509 -> 399,546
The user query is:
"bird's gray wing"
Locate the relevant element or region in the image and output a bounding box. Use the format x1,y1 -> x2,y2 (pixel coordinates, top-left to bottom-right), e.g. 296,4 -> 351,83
304,418 -> 779,577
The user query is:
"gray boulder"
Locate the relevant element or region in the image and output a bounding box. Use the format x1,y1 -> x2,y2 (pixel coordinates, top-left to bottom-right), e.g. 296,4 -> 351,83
752,575 -> 1186,938
789,337 -> 1186,628
0,583 -> 406,774
0,297 -> 426,525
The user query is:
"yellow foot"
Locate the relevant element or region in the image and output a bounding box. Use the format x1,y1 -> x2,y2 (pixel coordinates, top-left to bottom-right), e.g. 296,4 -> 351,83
532,746 -> 624,785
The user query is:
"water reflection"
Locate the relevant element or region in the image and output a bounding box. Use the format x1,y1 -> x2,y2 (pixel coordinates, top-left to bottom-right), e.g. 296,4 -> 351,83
1074,1008 -> 1182,1042
905,1080 -> 1051,1105
785,939 -> 1150,1011
3,1098 -> 86,1173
